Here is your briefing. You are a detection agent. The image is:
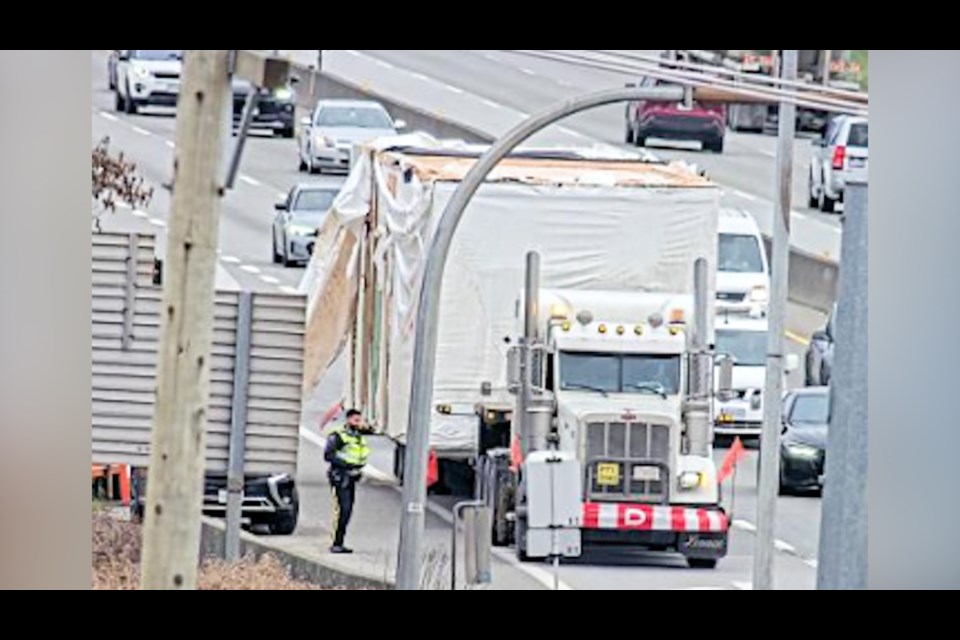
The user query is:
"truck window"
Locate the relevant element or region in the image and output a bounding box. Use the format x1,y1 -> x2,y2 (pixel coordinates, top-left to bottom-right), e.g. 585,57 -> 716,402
847,123 -> 868,148
715,329 -> 767,367
559,352 -> 681,395
719,234 -> 765,274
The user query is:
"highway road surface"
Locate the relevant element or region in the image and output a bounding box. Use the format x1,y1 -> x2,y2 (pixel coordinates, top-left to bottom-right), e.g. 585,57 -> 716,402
91,50 -> 826,589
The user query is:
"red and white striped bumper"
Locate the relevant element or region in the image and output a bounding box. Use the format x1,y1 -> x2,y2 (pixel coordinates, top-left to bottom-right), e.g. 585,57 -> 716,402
582,503 -> 729,533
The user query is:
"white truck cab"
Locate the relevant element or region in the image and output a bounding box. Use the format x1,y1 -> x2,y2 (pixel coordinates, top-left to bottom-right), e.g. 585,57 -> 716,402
717,208 -> 769,316
713,313 -> 797,439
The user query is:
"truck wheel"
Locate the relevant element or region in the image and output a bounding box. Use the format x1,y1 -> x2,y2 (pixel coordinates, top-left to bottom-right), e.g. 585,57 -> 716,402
687,558 -> 718,569
483,451 -> 514,546
393,443 -> 406,485
514,516 -> 529,562
268,489 -> 299,535
819,187 -> 837,213
808,175 -> 819,209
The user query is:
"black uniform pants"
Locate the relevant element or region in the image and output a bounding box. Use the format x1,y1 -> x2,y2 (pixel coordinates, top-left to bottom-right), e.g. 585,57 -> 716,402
329,471 -> 357,547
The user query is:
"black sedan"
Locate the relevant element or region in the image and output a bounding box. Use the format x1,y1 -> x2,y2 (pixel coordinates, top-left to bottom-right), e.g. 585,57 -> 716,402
232,78 -> 296,138
778,387 -> 829,494
805,304 -> 835,386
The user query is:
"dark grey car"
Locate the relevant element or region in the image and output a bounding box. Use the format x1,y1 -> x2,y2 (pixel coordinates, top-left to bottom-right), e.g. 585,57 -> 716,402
778,387 -> 829,494
805,304 -> 835,386
272,185 -> 339,267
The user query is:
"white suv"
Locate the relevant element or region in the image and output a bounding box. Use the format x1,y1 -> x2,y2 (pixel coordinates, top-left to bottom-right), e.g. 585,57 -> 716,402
808,115 -> 868,213
717,208 -> 770,316
714,315 -> 798,439
114,50 -> 183,115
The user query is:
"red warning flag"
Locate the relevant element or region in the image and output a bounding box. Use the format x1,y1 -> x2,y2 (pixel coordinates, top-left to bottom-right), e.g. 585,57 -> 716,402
427,449 -> 439,488
510,435 -> 523,472
319,401 -> 343,431
718,437 -> 747,484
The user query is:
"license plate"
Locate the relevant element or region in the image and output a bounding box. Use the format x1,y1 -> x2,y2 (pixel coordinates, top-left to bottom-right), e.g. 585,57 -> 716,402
719,409 -> 745,422
633,466 -> 661,482
218,489 -> 228,505
597,463 -> 621,487
849,158 -> 866,168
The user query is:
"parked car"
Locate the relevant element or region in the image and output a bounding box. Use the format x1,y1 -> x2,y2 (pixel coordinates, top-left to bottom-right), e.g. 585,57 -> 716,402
114,50 -> 183,115
808,115 -> 868,213
625,76 -> 726,153
777,387 -> 829,494
805,304 -> 836,386
717,208 -> 769,315
232,78 -> 297,138
298,100 -> 405,174
107,50 -> 120,90
272,184 -> 340,266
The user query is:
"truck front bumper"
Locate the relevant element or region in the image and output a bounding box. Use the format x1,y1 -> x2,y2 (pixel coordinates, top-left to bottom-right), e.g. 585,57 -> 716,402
581,503 -> 729,559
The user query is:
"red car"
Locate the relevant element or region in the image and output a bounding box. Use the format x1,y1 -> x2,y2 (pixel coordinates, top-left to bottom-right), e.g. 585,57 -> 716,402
625,76 -> 727,153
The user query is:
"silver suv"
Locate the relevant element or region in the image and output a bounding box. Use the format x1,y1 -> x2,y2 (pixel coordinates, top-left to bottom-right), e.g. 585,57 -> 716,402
807,115 -> 868,213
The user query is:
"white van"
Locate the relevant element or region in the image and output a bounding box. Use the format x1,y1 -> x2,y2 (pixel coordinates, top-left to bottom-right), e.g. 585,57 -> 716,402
717,208 -> 769,315
714,314 -> 797,439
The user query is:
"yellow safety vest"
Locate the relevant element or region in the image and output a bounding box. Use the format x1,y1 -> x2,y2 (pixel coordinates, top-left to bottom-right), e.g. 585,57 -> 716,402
332,427 -> 370,467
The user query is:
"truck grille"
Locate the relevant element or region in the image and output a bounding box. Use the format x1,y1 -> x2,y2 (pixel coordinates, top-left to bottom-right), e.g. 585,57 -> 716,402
586,421 -> 670,502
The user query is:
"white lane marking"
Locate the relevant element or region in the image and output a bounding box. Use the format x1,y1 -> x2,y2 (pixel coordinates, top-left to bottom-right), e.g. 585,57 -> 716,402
99,112 -> 119,122
410,72 -> 430,82
731,188 -> 759,202
732,581 -> 753,590
443,84 -> 465,95
775,539 -> 798,554
482,53 -> 498,62
558,79 -> 575,88
132,209 -> 148,218
115,202 -> 131,210
345,50 -> 361,57
280,286 -> 299,295
733,519 -> 757,532
164,140 -> 175,149
760,149 -> 777,158
804,559 -> 819,569
260,275 -> 280,285
220,255 -> 241,264
149,218 -> 166,228
132,126 -> 152,137
517,111 -> 530,119
558,126 -> 586,139
376,60 -> 394,70
520,67 -> 537,76
240,175 -> 261,187
483,99 -> 503,110
240,265 -> 261,275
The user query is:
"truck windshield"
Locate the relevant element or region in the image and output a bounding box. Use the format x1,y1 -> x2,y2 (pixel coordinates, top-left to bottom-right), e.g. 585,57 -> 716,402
719,234 -> 765,274
560,352 -> 681,396
715,329 -> 767,367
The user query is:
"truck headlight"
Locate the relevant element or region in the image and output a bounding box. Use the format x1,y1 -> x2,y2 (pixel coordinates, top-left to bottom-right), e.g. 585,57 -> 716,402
679,472 -> 704,491
274,87 -> 293,101
288,225 -> 313,237
133,66 -> 151,79
785,444 -> 819,460
750,286 -> 769,303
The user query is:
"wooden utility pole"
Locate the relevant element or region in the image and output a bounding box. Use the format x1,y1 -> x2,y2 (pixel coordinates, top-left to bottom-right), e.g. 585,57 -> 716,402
140,50 -> 232,590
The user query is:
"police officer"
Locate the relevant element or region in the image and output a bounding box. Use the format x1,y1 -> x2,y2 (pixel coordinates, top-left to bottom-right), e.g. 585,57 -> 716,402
324,409 -> 371,554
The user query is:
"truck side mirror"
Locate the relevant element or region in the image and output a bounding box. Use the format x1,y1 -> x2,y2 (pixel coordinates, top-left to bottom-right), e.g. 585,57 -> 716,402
716,354 -> 734,401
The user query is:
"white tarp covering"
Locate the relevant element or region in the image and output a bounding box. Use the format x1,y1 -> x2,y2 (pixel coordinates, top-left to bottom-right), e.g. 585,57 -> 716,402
301,145 -> 720,453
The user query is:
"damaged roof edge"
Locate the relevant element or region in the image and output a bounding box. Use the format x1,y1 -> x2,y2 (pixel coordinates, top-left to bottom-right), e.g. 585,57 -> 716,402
373,146 -> 716,189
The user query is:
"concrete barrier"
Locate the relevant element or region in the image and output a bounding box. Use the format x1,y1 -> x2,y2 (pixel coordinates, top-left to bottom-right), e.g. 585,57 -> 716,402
200,518 -> 392,590
285,60 -> 839,315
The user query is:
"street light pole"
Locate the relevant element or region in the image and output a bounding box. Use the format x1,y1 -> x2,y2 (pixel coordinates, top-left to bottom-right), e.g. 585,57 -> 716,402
753,49 -> 798,591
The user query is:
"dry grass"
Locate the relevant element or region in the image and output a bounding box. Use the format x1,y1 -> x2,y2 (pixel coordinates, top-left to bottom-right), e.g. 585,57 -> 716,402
92,511 -> 325,590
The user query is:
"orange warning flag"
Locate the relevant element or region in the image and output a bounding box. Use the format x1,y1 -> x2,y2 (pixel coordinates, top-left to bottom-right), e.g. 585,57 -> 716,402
510,435 -> 523,472
718,437 -> 746,484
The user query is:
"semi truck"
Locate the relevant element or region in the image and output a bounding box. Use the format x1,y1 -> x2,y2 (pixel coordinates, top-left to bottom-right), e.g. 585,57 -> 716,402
301,137 -> 731,565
